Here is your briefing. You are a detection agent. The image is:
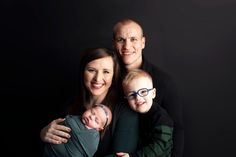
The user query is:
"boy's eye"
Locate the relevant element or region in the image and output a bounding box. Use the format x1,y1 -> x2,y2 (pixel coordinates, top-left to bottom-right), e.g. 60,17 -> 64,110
127,92 -> 136,99
140,90 -> 147,95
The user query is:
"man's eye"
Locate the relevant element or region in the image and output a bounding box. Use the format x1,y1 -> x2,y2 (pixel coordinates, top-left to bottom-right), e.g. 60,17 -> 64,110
116,38 -> 125,42
131,38 -> 137,42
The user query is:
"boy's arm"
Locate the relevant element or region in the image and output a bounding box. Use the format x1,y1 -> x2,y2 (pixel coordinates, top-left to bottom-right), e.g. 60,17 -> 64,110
130,125 -> 173,157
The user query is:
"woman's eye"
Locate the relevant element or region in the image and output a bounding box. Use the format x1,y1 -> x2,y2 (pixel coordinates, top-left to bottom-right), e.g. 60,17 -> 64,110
87,68 -> 95,72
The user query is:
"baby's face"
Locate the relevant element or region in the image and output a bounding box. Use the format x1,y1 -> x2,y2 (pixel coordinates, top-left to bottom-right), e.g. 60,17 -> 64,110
124,77 -> 156,113
82,106 -> 107,131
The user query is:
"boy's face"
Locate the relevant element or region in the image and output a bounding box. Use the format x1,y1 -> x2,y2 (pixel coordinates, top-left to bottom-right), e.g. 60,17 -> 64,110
123,77 -> 156,113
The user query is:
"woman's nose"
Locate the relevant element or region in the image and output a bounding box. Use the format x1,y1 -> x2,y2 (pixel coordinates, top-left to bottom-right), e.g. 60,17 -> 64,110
94,71 -> 103,81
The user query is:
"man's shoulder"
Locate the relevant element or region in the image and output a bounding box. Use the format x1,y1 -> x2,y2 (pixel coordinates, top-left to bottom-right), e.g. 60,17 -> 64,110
142,57 -> 173,82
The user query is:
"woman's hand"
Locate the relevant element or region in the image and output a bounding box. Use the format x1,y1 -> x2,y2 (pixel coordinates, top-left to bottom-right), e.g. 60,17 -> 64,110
40,118 -> 71,144
116,152 -> 130,157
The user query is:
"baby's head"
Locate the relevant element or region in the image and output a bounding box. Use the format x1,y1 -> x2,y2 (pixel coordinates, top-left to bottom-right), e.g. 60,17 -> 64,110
122,69 -> 156,113
82,104 -> 112,131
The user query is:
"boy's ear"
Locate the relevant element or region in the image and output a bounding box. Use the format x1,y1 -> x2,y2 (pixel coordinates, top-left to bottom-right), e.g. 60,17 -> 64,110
152,88 -> 156,99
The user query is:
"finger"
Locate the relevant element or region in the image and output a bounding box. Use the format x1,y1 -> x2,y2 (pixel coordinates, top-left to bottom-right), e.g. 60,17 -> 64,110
50,118 -> 71,132
51,128 -> 71,139
44,135 -> 67,144
53,118 -> 65,124
54,124 -> 71,133
116,152 -> 125,156
46,133 -> 68,144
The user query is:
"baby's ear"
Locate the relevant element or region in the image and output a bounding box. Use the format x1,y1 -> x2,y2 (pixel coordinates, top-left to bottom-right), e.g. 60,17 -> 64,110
152,88 -> 156,99
98,127 -> 104,131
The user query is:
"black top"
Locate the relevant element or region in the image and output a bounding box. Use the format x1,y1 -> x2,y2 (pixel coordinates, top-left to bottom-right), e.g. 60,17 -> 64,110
130,102 -> 174,157
141,56 -> 184,157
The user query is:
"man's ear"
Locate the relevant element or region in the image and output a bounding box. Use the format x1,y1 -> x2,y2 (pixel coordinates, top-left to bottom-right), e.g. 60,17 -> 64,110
152,88 -> 156,99
142,36 -> 146,49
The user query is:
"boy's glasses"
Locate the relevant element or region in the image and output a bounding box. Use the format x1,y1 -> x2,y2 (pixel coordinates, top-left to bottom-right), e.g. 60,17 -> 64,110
125,88 -> 154,100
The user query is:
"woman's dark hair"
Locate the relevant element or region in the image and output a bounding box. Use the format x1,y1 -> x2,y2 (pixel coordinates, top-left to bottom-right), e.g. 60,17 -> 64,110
68,47 -> 121,115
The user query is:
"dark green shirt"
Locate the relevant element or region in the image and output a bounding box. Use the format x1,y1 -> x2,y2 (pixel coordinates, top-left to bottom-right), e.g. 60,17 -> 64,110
94,101 -> 139,157
131,102 -> 174,157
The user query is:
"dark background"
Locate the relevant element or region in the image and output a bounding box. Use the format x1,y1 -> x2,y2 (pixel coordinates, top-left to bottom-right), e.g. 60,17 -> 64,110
1,0 -> 236,157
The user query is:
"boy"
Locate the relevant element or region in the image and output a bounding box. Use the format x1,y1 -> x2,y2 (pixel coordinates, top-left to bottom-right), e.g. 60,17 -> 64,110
43,104 -> 112,157
117,69 -> 173,157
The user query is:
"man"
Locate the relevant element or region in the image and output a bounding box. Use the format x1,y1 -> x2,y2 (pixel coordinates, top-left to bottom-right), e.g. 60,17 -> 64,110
112,19 -> 184,157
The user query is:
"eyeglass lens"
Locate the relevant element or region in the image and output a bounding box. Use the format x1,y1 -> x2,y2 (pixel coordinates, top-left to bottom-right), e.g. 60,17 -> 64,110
127,88 -> 151,99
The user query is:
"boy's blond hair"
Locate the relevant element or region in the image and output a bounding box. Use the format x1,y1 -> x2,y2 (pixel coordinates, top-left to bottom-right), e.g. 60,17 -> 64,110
122,69 -> 153,88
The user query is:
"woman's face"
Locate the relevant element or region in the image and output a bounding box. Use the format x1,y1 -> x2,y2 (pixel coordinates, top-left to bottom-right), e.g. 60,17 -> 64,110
84,56 -> 114,98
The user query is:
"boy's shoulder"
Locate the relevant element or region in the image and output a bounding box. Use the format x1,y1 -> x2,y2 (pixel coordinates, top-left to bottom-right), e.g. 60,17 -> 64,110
141,102 -> 173,128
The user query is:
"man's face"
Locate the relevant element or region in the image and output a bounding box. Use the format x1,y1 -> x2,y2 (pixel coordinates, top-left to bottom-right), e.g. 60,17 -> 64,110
113,22 -> 145,70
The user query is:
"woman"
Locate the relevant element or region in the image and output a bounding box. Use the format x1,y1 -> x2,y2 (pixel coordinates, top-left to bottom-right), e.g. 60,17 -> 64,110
40,48 -> 139,156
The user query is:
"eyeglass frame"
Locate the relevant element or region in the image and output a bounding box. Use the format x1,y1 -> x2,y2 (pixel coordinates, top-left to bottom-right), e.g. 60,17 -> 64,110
124,88 -> 154,100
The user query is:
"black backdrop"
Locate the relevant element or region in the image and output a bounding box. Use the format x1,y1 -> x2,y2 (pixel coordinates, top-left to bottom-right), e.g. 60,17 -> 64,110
1,0 -> 236,157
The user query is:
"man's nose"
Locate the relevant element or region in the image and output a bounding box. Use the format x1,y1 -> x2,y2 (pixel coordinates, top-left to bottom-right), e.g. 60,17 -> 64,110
124,40 -> 131,49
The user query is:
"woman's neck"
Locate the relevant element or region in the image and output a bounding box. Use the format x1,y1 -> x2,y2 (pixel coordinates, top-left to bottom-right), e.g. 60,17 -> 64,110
87,93 -> 107,108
